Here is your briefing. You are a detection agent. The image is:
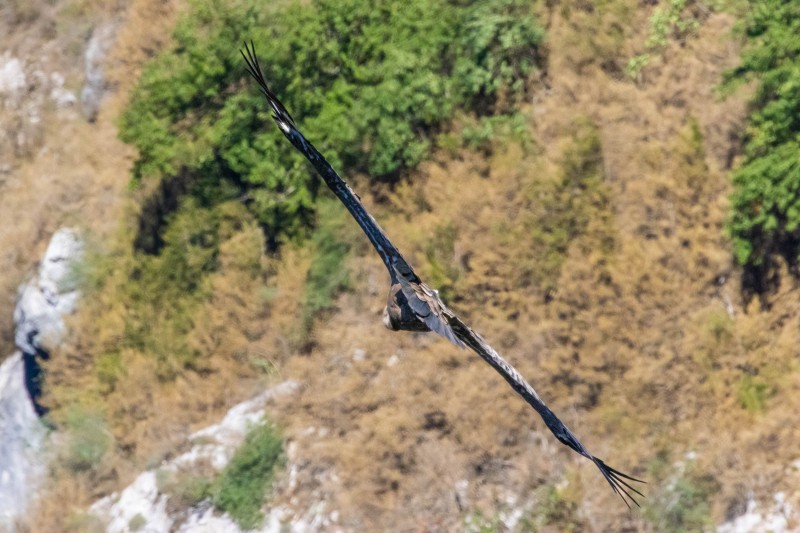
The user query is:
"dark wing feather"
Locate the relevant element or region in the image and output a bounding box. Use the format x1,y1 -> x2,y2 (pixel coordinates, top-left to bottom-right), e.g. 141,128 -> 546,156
444,311 -> 645,508
393,266 -> 464,348
241,42 -> 408,277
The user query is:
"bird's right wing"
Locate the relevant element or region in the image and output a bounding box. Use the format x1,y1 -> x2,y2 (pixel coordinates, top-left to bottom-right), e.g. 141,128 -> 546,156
241,42 -> 409,277
442,309 -> 644,507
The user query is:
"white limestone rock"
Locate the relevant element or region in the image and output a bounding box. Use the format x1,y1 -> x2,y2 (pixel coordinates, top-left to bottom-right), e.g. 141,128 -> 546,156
14,227 -> 83,356
89,381 -> 314,533
0,352 -> 46,531
0,228 -> 84,530
717,492 -> 798,533
49,72 -> 76,108
0,54 -> 26,104
90,472 -> 173,533
81,23 -> 117,121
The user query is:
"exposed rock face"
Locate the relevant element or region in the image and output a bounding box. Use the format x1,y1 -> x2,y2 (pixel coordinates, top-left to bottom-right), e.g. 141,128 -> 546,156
0,53 -> 79,163
0,54 -> 26,101
81,23 -> 117,122
0,352 -> 46,531
717,491 -> 799,533
93,471 -> 173,533
0,228 -> 83,529
14,227 -> 83,356
87,381 -> 338,533
13,227 -> 83,414
14,228 -> 83,355
0,52 -> 40,160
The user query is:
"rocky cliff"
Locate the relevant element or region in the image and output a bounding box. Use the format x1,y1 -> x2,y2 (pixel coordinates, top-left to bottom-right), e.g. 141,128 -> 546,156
0,228 -> 82,528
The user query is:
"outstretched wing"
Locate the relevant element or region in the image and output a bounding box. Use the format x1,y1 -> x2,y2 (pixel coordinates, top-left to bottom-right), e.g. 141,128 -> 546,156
241,42 -> 401,275
242,42 -> 463,347
443,309 -> 644,507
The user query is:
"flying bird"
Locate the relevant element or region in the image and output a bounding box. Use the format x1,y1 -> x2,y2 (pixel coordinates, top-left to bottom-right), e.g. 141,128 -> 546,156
241,41 -> 644,507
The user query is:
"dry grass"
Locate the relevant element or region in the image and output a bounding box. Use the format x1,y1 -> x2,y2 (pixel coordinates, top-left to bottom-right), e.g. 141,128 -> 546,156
263,4 -> 771,531
12,0 -> 800,531
0,0 -> 186,354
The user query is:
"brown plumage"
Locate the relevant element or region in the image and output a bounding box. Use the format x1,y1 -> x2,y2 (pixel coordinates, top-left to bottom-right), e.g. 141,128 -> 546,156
242,41 -> 644,507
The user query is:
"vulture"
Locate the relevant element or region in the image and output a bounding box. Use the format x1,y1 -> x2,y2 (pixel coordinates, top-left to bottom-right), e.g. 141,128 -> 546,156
242,42 -> 644,507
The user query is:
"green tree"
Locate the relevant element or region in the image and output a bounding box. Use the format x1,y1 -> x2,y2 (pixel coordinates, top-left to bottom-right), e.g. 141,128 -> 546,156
120,0 -> 544,247
213,422 -> 283,529
725,0 -> 800,287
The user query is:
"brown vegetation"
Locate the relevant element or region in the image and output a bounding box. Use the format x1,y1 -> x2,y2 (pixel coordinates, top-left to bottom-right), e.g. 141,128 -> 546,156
5,0 -> 800,531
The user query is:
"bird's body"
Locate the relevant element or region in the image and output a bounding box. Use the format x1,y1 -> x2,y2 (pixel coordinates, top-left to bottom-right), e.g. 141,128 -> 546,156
242,42 -> 644,507
384,283 -> 431,333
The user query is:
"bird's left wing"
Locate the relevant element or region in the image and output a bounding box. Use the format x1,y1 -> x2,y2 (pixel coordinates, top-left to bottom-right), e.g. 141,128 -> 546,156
242,42 -> 464,349
241,42 -> 405,276
442,307 -> 644,507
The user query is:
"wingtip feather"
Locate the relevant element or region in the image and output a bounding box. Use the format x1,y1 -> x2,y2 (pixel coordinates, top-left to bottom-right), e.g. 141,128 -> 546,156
239,40 -> 296,129
592,457 -> 646,509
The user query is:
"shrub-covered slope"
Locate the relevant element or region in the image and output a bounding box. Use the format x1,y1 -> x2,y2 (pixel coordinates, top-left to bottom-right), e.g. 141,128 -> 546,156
8,0 -> 800,531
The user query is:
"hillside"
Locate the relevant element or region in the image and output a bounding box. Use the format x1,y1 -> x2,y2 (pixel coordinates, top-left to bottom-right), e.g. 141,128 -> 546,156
2,0 -> 799,531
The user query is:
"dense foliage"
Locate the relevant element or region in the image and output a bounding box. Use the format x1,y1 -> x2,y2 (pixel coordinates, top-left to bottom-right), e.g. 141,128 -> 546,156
90,0 -> 547,395
725,0 -> 800,279
120,0 -> 543,246
213,422 -> 283,529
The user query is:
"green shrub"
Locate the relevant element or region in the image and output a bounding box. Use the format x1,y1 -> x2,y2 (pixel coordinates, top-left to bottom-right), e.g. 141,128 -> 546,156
120,0 -> 544,246
213,422 -> 284,530
645,460 -> 719,532
115,0 -> 544,362
62,406 -> 111,473
646,0 -> 702,50
627,0 -> 705,80
460,112 -> 533,154
625,53 -> 651,81
738,374 -> 772,412
128,514 -> 147,532
724,1 -> 800,281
